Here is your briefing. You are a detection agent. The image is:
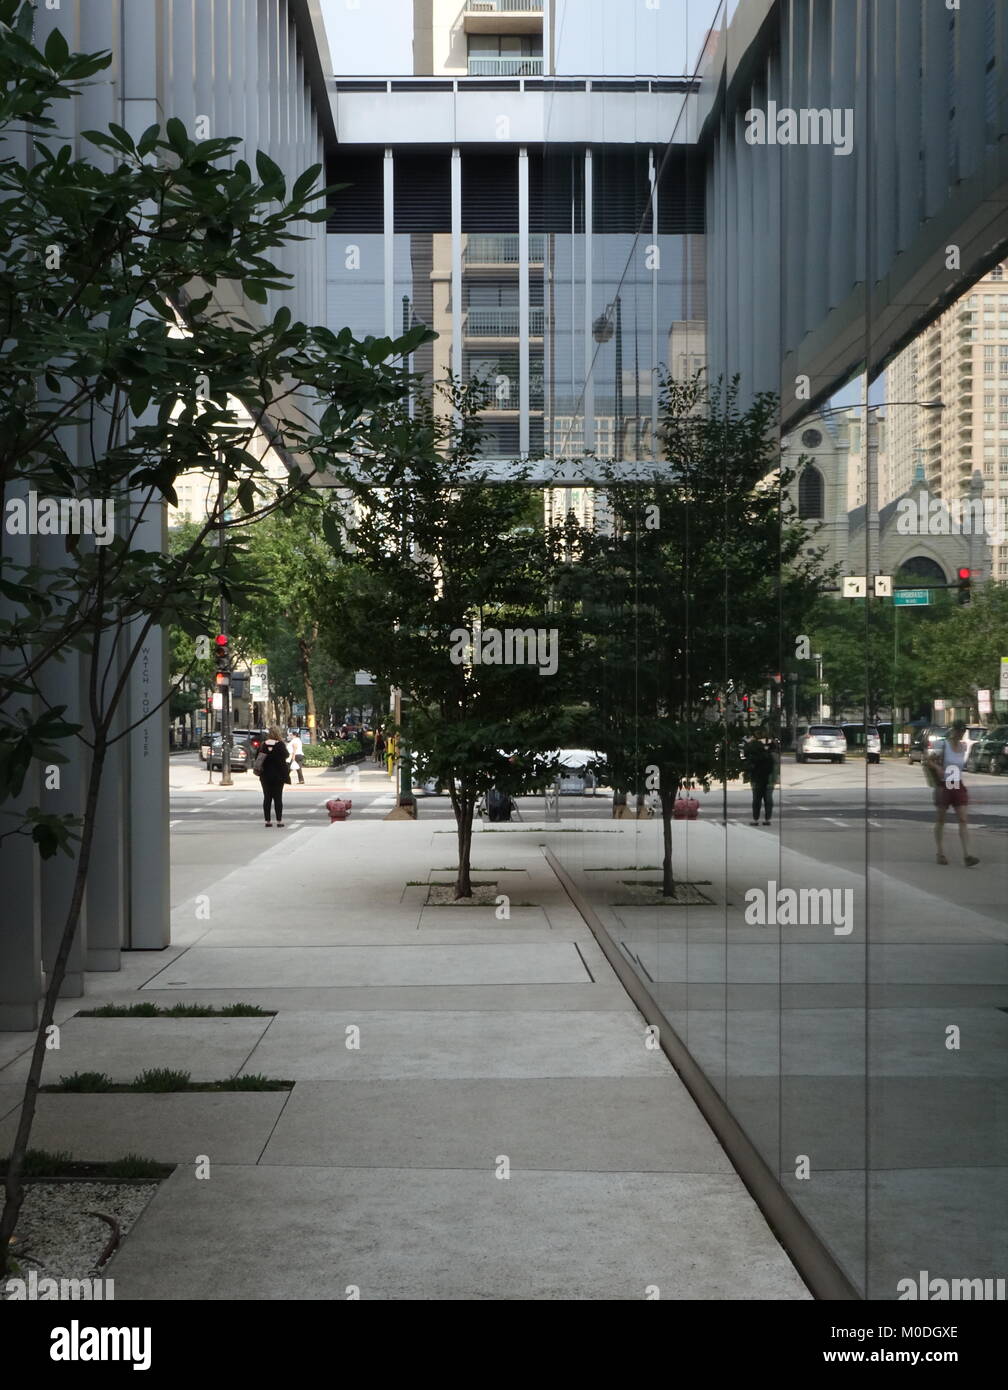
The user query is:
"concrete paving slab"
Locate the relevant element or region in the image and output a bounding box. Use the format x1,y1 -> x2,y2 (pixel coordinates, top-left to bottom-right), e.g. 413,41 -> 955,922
191,921 -> 563,947
107,1165 -> 811,1300
0,1084 -> 24,1122
143,943 -> 592,989
0,1091 -> 290,1164
239,1010 -> 670,1080
0,1017 -> 272,1084
259,1078 -> 734,1173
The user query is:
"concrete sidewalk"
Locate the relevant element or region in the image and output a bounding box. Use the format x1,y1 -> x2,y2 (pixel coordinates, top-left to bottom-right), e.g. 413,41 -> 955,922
0,818 -> 809,1301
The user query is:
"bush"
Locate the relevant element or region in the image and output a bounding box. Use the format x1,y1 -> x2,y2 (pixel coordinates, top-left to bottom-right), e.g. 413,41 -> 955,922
56,1071 -> 114,1092
301,742 -> 337,766
132,1068 -> 191,1092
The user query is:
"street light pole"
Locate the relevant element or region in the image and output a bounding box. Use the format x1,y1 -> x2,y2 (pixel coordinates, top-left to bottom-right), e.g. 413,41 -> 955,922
814,651 -> 824,722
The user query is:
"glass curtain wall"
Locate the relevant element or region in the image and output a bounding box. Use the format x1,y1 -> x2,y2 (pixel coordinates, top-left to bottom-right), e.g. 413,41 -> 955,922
538,0 -> 1008,1301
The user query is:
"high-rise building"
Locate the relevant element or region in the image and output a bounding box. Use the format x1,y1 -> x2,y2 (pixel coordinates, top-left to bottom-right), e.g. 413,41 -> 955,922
324,0 -> 708,469
889,259 -> 1008,581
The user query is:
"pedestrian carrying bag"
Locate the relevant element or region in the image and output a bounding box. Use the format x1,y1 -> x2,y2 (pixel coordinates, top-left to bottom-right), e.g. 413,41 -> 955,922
253,749 -> 267,776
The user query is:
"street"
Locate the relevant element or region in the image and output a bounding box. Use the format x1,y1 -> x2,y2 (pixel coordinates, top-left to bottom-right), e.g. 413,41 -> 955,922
169,752 -> 1008,920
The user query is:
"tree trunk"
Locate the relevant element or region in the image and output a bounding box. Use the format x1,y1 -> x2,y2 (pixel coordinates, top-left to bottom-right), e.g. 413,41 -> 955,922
0,736 -> 106,1275
298,627 -> 318,726
612,789 -> 627,819
660,786 -> 676,898
453,797 -> 475,899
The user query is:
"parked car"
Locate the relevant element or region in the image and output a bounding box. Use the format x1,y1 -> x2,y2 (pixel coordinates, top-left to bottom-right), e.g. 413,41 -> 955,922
233,728 -> 269,756
204,732 -> 249,772
866,727 -> 881,764
961,725 -> 986,763
965,725 -> 1008,775
795,725 -> 847,763
907,725 -> 947,765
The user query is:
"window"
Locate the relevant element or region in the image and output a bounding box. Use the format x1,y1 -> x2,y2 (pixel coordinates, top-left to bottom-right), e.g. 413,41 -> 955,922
467,35 -> 543,75
798,465 -> 825,519
992,265 -> 1005,280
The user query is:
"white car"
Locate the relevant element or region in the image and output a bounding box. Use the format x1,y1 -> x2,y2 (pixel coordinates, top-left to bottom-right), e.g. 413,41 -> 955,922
866,727 -> 881,764
796,725 -> 847,764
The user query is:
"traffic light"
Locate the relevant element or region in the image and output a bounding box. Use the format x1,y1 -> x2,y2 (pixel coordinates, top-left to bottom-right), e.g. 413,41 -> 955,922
957,568 -> 972,606
214,634 -> 229,672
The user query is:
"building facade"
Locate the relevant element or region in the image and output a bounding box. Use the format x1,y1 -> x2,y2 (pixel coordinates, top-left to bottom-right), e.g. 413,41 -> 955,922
889,258 -> 1008,583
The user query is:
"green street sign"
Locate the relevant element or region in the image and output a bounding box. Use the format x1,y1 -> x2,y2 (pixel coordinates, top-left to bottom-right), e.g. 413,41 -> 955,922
893,589 -> 930,606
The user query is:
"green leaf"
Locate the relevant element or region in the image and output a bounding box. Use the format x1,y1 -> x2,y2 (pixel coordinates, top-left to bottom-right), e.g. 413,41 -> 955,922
44,27 -> 70,67
165,117 -> 188,153
291,163 -> 323,203
255,150 -> 286,197
243,281 -> 268,305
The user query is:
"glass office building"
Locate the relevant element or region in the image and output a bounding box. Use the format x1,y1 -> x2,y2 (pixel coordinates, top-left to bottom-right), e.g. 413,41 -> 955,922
322,0 -> 1008,1298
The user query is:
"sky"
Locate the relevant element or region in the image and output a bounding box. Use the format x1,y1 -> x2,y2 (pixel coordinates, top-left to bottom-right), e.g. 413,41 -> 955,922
320,0 -> 727,78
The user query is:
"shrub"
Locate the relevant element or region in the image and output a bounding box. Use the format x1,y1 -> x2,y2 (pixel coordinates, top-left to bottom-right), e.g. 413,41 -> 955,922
56,1072 -> 114,1092
132,1068 -> 191,1092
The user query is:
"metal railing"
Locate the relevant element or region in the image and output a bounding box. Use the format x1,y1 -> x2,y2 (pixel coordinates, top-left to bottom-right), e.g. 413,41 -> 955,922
465,233 -> 545,264
465,306 -> 544,337
467,57 -> 544,76
466,1 -> 542,12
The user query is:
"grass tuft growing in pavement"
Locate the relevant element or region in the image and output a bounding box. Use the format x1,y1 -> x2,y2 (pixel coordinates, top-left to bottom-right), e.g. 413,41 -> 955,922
56,1071 -> 115,1092
132,1068 -> 191,1092
43,1071 -> 294,1094
0,1149 -> 173,1181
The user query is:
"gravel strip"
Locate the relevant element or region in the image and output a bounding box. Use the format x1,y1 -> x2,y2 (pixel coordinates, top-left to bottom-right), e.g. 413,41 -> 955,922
2,1183 -> 158,1297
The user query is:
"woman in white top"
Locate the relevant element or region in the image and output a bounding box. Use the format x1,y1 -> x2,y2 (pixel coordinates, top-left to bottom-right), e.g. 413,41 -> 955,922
288,731 -> 305,785
928,720 -> 979,867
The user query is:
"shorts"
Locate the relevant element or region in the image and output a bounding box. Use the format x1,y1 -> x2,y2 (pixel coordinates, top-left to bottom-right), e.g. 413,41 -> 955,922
934,784 -> 969,809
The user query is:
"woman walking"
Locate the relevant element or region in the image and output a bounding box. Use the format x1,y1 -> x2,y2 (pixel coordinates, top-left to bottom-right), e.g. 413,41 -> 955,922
258,725 -> 290,828
928,720 -> 979,867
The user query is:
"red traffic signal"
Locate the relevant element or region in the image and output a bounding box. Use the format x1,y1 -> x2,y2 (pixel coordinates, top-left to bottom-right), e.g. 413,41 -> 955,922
215,634 -> 228,647
957,568 -> 972,605
214,633 -> 230,671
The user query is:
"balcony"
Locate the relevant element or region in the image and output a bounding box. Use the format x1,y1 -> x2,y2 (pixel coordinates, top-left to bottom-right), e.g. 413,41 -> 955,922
467,56 -> 544,76
464,2 -> 543,35
464,233 -> 545,267
464,306 -> 544,338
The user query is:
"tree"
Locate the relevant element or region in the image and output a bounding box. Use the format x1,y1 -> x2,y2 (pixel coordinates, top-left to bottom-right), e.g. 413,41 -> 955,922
0,8 -> 427,1274
573,375 -> 826,897
323,384 -> 577,898
912,581 -> 1008,716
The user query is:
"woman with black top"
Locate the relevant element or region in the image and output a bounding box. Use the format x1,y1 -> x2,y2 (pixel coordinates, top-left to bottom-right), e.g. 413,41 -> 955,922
259,725 -> 290,828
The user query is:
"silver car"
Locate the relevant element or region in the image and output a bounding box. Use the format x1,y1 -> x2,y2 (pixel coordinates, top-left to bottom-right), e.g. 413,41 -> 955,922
796,725 -> 847,764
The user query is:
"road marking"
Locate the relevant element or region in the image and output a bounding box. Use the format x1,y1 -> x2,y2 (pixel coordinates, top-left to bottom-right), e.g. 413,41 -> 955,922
868,819 -> 883,828
169,821 -> 181,828
823,818 -> 849,828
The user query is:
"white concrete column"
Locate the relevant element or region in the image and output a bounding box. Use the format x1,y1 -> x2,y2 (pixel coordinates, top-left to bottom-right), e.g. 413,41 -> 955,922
384,148 -> 395,339
519,146 -> 530,458
583,147 -> 595,455
125,492 -> 171,950
649,148 -> 658,459
0,480 -> 44,1030
451,147 -> 462,383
